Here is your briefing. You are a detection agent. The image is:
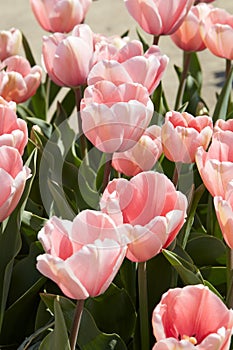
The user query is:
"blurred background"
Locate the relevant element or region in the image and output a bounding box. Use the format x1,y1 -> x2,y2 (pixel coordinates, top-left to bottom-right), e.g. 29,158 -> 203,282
0,0 -> 232,112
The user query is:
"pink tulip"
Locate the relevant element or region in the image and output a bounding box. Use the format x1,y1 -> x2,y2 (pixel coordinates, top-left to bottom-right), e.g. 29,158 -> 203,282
214,119 -> 233,133
100,171 -> 187,262
36,210 -> 128,300
124,0 -> 194,36
152,284 -> 233,350
42,24 -> 94,87
196,131 -> 233,197
80,81 -> 154,153
0,146 -> 31,222
200,7 -> 233,60
0,55 -> 42,103
162,111 -> 213,163
30,0 -> 92,33
112,125 -> 162,176
214,182 -> 233,249
92,35 -> 143,65
88,45 -> 169,95
0,97 -> 28,155
0,28 -> 22,61
171,4 -> 212,52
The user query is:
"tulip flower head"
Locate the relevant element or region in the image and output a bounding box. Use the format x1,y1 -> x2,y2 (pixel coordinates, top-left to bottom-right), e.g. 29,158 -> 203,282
30,0 -> 92,33
0,55 -> 42,103
152,284 -> 233,349
0,97 -> 28,155
162,111 -> 213,163
81,81 -> 154,153
36,210 -> 128,300
112,125 -> 162,176
124,0 -> 194,36
200,7 -> 233,60
0,28 -> 22,61
42,24 -> 94,87
196,131 -> 233,197
0,146 -> 31,222
100,171 -> 188,262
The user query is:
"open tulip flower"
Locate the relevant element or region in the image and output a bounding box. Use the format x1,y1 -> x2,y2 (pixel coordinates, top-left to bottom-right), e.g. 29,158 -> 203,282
42,24 -> 94,87
100,171 -> 188,262
0,146 -> 31,223
0,97 -> 28,155
30,0 -> 92,33
36,210 -> 128,300
200,7 -> 233,60
0,28 -> 22,61
152,284 -> 233,349
88,45 -> 169,95
196,131 -> 233,197
0,55 -> 42,103
162,111 -> 213,163
80,80 -> 154,153
124,0 -> 194,36
112,125 -> 162,177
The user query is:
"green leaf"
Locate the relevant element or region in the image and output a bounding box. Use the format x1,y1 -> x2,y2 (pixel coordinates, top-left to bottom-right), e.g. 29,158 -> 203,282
162,249 -> 204,285
39,297 -> 71,350
22,33 -> 36,66
213,66 -> 233,122
86,284 -> 136,343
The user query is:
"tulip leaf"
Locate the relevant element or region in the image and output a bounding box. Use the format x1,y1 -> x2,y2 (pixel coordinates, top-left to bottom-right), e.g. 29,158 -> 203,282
86,284 -> 136,344
136,29 -> 149,52
213,66 -> 233,122
39,297 -> 71,350
22,32 -> 36,67
186,235 -> 226,267
162,249 -> 204,285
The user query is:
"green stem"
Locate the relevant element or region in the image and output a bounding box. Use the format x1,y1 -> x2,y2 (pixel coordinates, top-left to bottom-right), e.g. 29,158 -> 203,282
153,35 -> 160,45
70,299 -> 85,350
226,247 -> 233,308
174,51 -> 192,110
74,87 -> 89,164
102,153 -> 112,191
138,261 -> 150,350
225,59 -> 232,115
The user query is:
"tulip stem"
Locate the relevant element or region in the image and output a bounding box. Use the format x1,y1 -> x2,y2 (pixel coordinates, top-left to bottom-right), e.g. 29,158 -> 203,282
70,299 -> 85,350
226,247 -> 233,308
174,51 -> 192,110
153,35 -> 160,45
102,153 -> 112,191
138,261 -> 150,350
225,59 -> 232,115
74,87 -> 89,164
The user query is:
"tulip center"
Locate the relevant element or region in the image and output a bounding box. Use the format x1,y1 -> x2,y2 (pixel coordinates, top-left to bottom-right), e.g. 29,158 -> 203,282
182,334 -> 198,345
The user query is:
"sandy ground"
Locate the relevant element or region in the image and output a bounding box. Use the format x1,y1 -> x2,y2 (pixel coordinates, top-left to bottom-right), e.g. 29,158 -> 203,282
0,0 -> 232,113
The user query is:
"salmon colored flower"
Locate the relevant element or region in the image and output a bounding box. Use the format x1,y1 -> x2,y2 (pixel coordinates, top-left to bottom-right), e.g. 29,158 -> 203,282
200,7 -> 233,60
0,146 -> 31,222
30,0 -> 92,33
196,131 -> 233,197
80,81 -> 154,153
36,210 -> 128,300
0,55 -> 42,103
171,3 -> 212,52
214,182 -> 233,249
0,28 -> 22,61
162,111 -> 213,163
0,97 -> 28,155
88,45 -> 168,95
152,284 -> 233,350
100,171 -> 187,262
124,0 -> 194,36
42,24 -> 94,87
214,119 -> 233,134
112,125 -> 162,176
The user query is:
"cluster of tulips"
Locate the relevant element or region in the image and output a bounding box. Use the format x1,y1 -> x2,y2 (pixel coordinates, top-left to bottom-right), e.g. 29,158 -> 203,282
0,0 -> 233,349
